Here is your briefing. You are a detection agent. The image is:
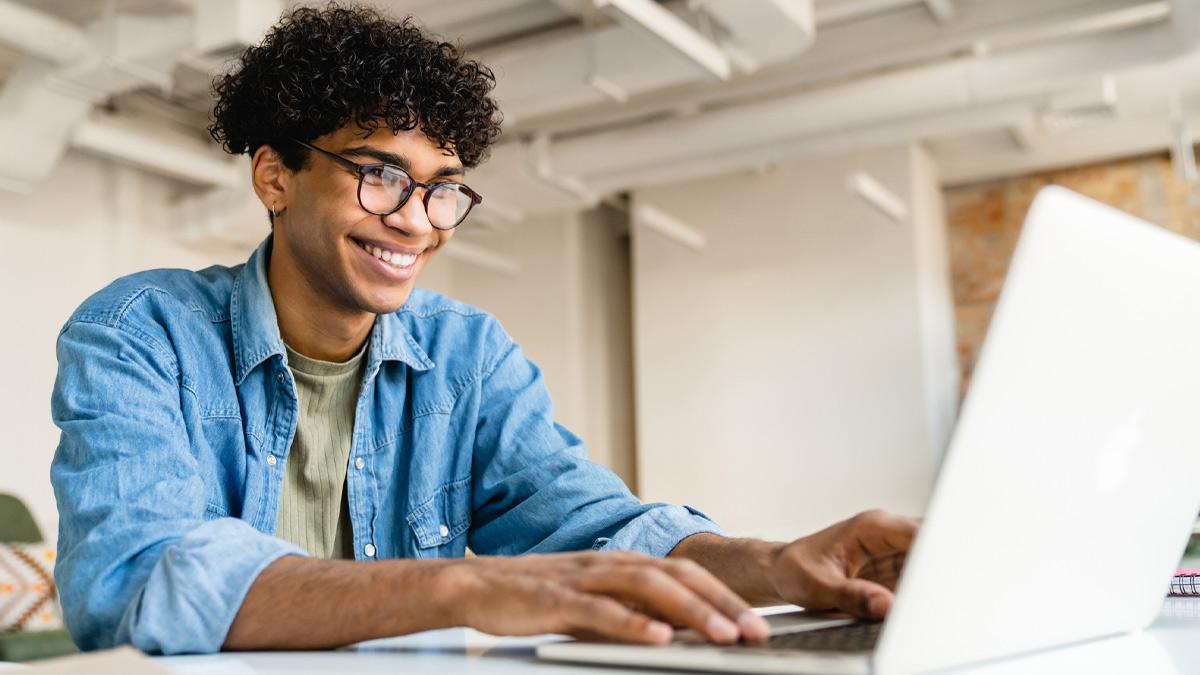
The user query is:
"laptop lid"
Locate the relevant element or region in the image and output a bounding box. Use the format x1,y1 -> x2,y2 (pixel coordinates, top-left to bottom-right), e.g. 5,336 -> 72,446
874,186 -> 1200,674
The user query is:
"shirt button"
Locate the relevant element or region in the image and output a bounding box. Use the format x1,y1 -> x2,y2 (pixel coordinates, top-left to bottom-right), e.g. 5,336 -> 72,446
266,455 -> 277,467
354,457 -> 365,470
439,524 -> 450,538
364,543 -> 377,557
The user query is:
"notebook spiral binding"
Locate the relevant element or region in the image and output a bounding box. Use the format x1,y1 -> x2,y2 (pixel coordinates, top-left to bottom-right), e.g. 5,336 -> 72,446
1168,570 -> 1199,597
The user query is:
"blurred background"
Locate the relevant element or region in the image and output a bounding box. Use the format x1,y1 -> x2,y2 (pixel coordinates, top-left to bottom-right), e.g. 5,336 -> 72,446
0,0 -> 1198,549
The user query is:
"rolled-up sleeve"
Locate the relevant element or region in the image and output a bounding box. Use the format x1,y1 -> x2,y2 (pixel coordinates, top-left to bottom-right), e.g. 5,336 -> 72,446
50,319 -> 305,654
467,319 -> 723,558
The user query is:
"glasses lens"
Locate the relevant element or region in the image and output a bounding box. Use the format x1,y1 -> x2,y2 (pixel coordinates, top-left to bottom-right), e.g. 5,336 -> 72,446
360,166 -> 413,214
427,184 -> 475,229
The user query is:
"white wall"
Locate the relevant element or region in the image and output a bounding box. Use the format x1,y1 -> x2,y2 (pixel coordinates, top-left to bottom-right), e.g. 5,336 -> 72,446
630,144 -> 956,541
446,206 -> 637,486
0,151 -> 255,538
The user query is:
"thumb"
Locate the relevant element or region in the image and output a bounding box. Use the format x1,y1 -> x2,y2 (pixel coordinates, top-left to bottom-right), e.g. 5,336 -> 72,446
834,578 -> 894,619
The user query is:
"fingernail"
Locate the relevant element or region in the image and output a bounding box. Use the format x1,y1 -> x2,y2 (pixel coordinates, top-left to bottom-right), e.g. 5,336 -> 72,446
737,611 -> 771,641
706,614 -> 739,643
646,620 -> 673,643
868,594 -> 889,617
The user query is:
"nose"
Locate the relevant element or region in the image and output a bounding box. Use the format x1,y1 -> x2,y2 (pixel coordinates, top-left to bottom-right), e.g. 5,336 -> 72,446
381,189 -> 434,237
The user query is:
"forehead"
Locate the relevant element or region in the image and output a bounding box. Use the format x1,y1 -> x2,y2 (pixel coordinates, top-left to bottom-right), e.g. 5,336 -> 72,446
322,125 -> 461,170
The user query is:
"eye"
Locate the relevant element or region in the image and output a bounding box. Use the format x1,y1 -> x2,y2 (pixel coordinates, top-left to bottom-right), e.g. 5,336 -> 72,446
430,184 -> 460,200
362,166 -> 411,190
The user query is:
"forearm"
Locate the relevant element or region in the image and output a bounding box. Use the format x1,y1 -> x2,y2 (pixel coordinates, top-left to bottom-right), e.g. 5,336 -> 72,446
669,533 -> 786,606
223,555 -> 466,650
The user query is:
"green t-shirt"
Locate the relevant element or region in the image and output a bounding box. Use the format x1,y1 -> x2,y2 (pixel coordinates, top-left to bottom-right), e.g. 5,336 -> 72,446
275,342 -> 366,559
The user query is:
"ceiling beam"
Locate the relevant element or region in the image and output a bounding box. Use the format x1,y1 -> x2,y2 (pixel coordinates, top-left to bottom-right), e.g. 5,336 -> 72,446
924,0 -> 958,23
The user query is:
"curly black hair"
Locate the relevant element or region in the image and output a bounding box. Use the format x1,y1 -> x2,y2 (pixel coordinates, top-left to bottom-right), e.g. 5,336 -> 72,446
209,3 -> 502,171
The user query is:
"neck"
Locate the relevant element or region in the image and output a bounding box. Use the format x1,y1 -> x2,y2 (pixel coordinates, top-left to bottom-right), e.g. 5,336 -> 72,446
267,242 -> 373,363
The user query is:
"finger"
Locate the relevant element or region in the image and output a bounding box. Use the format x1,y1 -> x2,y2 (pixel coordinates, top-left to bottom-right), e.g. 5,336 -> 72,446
583,565 -> 742,644
832,578 -> 894,620
660,559 -> 771,643
560,590 -> 673,645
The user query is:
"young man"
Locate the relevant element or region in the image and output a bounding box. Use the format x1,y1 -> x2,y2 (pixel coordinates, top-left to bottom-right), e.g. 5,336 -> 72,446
50,4 -> 917,655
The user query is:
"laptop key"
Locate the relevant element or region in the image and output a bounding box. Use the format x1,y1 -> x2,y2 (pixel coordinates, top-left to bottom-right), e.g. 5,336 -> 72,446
758,621 -> 883,653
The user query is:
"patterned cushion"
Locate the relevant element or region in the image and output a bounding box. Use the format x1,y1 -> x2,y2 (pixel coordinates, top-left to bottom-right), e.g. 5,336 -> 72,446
0,543 -> 63,632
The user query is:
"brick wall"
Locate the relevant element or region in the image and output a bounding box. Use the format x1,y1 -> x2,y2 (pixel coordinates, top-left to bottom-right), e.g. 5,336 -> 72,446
944,151 -> 1200,395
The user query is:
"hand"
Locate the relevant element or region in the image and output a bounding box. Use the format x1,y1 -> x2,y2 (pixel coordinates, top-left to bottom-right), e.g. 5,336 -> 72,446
767,509 -> 918,620
446,551 -> 772,645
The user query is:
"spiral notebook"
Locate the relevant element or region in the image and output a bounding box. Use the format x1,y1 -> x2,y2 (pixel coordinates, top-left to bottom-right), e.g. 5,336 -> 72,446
1169,569 -> 1200,596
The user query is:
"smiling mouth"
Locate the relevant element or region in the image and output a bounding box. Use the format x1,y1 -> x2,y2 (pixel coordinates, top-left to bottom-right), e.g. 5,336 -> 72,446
352,238 -> 421,269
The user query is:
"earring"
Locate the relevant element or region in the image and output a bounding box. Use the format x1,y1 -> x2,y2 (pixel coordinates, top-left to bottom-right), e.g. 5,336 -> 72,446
271,204 -> 277,219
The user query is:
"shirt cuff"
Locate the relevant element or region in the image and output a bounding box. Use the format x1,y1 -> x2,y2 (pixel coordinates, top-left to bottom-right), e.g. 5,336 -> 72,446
594,504 -> 725,558
117,518 -> 308,654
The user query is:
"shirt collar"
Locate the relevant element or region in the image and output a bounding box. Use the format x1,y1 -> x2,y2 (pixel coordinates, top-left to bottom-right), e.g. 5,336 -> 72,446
231,235 -> 435,385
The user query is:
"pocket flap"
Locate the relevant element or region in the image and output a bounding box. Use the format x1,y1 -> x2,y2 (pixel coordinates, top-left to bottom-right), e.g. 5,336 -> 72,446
406,476 -> 472,549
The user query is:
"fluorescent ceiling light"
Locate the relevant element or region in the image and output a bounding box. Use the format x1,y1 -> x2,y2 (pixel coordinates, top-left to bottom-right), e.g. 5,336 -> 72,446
847,171 -> 908,223
635,203 -> 708,250
593,0 -> 732,80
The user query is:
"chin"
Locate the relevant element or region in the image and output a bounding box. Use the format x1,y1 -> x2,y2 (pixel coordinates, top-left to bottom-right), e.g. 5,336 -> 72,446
357,286 -> 414,315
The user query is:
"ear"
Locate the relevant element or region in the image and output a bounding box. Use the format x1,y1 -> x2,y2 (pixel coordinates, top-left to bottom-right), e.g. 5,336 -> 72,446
250,144 -> 292,218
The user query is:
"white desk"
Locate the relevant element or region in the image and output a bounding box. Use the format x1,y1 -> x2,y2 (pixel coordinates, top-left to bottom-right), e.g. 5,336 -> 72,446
157,598 -> 1200,675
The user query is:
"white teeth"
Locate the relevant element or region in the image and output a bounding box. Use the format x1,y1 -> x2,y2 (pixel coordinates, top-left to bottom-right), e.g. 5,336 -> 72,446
359,240 -> 419,269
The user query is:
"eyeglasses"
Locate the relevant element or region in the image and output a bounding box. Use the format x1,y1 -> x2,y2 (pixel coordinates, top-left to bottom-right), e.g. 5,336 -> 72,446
293,139 -> 483,230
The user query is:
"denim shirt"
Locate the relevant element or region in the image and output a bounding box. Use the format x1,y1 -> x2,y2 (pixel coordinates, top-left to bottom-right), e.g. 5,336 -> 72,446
50,236 -> 720,654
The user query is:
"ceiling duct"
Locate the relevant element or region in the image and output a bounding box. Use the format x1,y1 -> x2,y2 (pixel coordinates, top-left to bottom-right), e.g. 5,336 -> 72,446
695,0 -> 816,69
0,3 -> 195,189
70,113 -> 243,189
486,0 -> 819,125
0,0 -> 90,66
194,0 -> 284,58
480,2 -> 1196,215
594,0 -> 733,80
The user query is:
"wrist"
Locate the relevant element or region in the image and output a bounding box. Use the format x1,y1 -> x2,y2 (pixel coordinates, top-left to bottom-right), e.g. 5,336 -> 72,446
749,539 -> 789,605
374,558 -> 477,634
431,558 -> 482,629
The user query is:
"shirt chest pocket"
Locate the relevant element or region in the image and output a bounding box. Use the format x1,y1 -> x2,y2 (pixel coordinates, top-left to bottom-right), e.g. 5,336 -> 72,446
406,476 -> 472,558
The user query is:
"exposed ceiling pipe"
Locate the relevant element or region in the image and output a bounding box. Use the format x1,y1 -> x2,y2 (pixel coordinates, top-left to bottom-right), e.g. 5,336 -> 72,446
814,0 -> 922,26
70,114 -> 244,190
551,22 -> 1183,178
924,0 -> 958,24
473,11 -> 1195,215
697,0 -> 815,69
0,60 -> 94,191
484,0 -> 821,125
497,0 -> 1154,140
0,0 -> 91,66
594,0 -> 732,80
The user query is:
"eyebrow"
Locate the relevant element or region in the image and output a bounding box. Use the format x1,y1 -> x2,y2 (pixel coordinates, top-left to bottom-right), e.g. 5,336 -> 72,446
339,144 -> 464,179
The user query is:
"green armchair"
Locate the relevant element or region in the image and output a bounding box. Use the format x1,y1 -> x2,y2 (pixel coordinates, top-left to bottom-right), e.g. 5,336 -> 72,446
0,494 -> 78,662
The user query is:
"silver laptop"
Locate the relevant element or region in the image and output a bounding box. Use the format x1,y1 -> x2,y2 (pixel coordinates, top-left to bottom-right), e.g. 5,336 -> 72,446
537,186 -> 1200,674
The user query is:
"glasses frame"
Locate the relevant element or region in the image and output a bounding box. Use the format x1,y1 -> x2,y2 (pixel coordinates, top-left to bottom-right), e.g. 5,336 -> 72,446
293,139 -> 483,230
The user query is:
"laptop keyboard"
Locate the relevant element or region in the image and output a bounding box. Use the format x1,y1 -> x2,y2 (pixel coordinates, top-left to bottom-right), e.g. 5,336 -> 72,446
759,621 -> 883,653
